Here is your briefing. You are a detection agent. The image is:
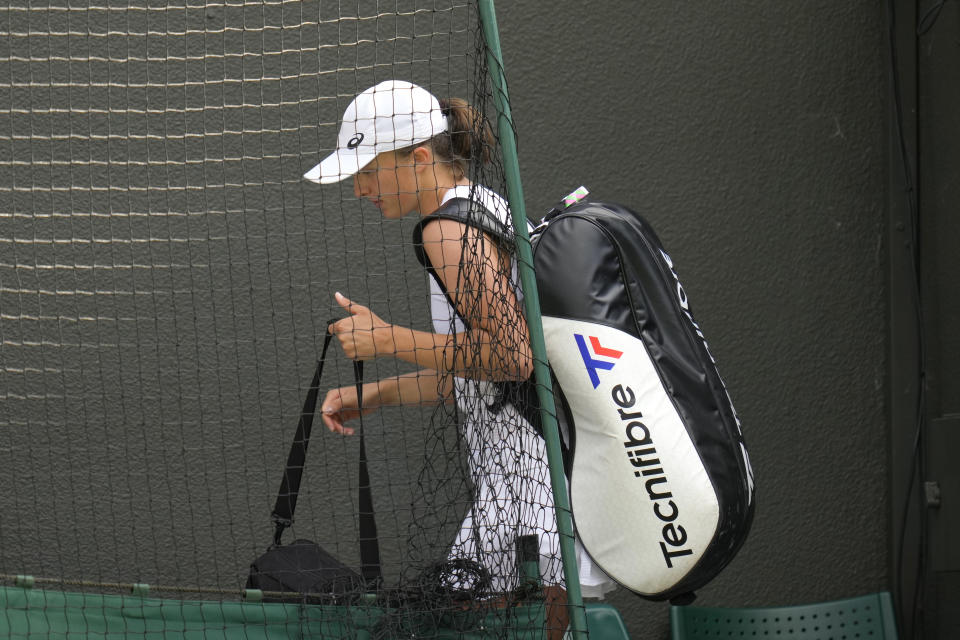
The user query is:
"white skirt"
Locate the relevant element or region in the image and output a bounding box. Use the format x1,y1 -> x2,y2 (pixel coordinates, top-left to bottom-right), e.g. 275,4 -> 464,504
447,378 -> 617,597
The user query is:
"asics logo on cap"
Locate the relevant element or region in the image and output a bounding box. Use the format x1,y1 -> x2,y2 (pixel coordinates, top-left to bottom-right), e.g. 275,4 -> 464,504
575,333 -> 623,389
347,133 -> 364,149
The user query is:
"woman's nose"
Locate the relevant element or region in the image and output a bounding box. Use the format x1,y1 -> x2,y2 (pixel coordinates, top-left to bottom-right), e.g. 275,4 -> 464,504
353,174 -> 364,198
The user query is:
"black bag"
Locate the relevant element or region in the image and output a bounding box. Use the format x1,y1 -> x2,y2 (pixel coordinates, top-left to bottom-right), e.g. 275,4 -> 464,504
246,325 -> 381,601
414,188 -> 755,603
247,539 -> 364,598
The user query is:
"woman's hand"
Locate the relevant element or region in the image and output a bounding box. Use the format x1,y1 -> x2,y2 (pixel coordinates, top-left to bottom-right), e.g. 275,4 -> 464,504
328,292 -> 394,361
320,372 -> 451,436
320,384 -> 374,435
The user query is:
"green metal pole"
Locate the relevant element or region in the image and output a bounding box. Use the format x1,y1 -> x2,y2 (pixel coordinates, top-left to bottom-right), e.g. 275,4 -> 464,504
476,2 -> 588,638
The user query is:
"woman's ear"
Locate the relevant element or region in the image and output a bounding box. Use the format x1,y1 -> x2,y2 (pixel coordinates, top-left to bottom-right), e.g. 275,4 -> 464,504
411,145 -> 433,174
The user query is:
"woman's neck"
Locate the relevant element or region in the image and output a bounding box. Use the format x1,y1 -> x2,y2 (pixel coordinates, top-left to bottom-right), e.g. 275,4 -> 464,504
424,177 -> 472,216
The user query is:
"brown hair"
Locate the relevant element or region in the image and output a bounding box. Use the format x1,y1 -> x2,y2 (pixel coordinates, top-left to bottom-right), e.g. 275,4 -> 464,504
397,97 -> 495,180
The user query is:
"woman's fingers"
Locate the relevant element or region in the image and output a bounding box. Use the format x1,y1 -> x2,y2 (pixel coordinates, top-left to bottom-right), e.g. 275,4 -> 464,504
320,389 -> 356,436
328,292 -> 365,335
328,293 -> 388,361
335,291 -> 364,315
321,409 -> 355,436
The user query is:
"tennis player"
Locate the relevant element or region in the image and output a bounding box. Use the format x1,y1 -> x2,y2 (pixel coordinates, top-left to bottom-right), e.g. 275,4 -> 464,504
304,80 -> 615,638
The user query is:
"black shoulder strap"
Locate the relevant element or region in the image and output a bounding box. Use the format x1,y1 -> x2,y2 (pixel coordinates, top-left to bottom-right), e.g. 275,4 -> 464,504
412,197 -> 515,269
412,196 -> 523,325
269,322 -> 381,586
356,415 -> 381,585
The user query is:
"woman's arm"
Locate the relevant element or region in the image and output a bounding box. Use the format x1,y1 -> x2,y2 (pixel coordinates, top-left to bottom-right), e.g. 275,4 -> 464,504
320,369 -> 453,435
329,218 -> 532,382
418,217 -> 532,380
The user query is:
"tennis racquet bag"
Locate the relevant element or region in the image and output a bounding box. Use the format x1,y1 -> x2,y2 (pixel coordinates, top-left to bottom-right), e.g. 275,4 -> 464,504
530,190 -> 755,601
413,189 -> 755,602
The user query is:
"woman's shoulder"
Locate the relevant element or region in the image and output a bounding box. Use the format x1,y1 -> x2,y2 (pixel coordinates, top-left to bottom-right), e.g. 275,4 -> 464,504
446,184 -> 512,228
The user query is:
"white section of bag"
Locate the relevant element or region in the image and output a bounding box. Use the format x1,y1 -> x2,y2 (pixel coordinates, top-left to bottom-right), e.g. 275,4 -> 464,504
542,316 -> 720,595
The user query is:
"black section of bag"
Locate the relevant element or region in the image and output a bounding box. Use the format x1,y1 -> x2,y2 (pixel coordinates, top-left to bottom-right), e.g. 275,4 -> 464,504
247,539 -> 365,602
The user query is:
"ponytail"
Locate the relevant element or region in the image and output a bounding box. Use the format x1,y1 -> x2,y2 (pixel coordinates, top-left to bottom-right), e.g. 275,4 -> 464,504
438,97 -> 495,178
393,95 -> 495,179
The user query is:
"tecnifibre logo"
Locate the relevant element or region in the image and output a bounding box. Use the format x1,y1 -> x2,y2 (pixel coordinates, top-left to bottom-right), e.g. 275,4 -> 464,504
575,334 -> 623,388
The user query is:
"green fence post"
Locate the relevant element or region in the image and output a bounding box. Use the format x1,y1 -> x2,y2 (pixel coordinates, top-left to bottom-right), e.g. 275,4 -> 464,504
477,2 -> 588,638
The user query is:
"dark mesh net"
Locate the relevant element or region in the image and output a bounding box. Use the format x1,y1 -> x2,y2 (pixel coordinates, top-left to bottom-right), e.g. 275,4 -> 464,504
0,1 -> 575,638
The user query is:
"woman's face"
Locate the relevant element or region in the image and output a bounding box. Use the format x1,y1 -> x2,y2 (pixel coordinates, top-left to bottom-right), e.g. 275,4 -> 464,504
353,150 -> 421,219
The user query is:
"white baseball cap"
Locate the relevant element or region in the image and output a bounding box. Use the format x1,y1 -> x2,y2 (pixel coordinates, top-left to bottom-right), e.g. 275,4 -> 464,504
304,80 -> 447,184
